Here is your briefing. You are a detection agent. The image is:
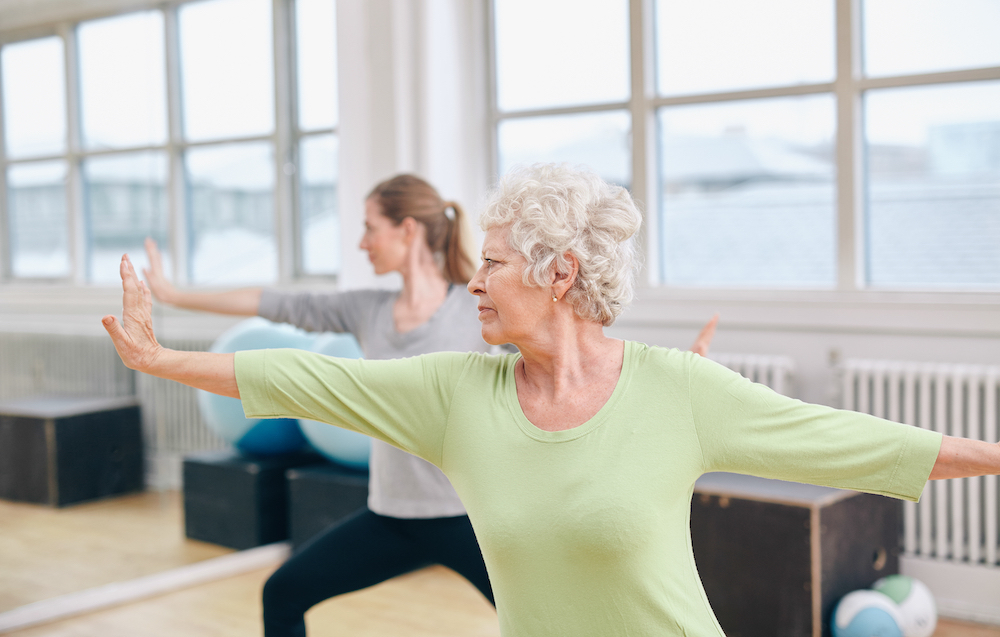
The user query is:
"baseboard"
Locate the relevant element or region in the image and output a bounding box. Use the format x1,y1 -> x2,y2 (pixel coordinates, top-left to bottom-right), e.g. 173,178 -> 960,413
901,556 -> 1000,625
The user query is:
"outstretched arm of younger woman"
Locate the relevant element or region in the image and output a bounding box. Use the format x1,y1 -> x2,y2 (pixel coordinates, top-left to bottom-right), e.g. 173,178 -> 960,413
103,254 -> 240,398
143,238 -> 262,316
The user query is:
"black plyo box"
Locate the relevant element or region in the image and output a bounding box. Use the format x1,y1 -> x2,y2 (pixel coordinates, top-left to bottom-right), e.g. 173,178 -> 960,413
691,472 -> 900,637
0,395 -> 143,507
182,449 -> 325,550
286,462 -> 369,548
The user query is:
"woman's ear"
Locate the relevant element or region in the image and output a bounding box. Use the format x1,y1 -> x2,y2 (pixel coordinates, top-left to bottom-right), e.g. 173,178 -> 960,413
399,217 -> 420,244
551,252 -> 579,299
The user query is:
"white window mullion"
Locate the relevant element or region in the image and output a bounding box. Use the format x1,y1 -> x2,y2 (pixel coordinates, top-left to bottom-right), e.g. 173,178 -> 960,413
630,0 -> 656,286
61,22 -> 87,285
0,58 -> 9,280
163,5 -> 189,286
834,0 -> 864,292
485,0 -> 500,180
273,0 -> 297,283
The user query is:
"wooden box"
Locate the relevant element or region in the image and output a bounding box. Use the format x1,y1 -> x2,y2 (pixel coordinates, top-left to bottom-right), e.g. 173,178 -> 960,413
692,472 -> 901,637
0,395 -> 143,507
286,462 -> 369,548
182,449 -> 324,550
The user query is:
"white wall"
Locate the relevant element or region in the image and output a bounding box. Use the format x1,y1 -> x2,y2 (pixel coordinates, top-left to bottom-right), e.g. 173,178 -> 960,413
335,0 -> 491,292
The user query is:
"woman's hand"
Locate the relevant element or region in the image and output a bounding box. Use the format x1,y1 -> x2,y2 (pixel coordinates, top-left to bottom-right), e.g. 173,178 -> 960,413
143,237 -> 177,304
689,313 -> 719,357
103,254 -> 164,373
142,236 -> 262,316
103,254 -> 241,396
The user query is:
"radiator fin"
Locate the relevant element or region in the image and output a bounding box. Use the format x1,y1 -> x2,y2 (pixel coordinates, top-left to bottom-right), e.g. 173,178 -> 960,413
711,353 -> 795,396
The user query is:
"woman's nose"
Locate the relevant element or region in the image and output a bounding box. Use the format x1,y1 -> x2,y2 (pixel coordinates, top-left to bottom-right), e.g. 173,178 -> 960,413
467,266 -> 485,295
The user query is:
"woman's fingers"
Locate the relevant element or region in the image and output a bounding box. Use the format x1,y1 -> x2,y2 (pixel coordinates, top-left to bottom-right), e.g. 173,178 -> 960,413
143,236 -> 174,302
105,254 -> 161,372
144,237 -> 162,271
690,313 -> 720,357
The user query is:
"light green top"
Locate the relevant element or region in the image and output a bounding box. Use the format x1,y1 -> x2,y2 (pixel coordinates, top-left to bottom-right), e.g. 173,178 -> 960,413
236,340 -> 941,637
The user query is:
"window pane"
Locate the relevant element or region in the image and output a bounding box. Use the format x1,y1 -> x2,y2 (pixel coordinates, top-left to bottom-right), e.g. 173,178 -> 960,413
84,152 -> 169,284
1,37 -> 66,158
494,0 -> 629,112
863,0 -> 1000,77
865,81 -> 1000,289
7,161 -> 69,277
179,0 -> 274,141
78,11 -> 167,150
296,0 -> 337,131
658,96 -> 836,287
498,111 -> 631,189
655,0 -> 834,96
299,134 -> 339,275
186,142 -> 277,284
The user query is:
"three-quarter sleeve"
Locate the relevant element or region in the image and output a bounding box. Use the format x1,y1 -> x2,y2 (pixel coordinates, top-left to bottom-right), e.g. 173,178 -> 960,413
235,348 -> 471,467
687,354 -> 942,501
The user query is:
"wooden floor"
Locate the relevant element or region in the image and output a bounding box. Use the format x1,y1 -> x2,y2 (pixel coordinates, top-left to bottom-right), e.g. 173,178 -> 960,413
0,491 -> 996,637
0,492 -> 230,612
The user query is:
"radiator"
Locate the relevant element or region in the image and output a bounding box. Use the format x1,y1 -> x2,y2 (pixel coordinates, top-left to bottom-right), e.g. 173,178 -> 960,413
841,359 -> 1000,568
0,333 -> 134,401
0,333 -> 226,489
711,353 -> 795,396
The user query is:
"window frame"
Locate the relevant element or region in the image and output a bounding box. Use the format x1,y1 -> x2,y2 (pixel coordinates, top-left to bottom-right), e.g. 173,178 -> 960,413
0,0 -> 339,287
488,0 -> 1000,295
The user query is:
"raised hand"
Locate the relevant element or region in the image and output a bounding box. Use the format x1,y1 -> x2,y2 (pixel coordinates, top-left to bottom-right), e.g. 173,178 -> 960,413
102,254 -> 164,373
143,237 -> 177,304
689,313 -> 719,357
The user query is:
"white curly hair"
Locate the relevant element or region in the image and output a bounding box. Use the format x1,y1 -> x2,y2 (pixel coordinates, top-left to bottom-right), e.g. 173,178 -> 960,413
478,163 -> 642,326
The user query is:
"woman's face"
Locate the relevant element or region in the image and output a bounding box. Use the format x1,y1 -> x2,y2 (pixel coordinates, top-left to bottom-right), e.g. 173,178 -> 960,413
468,226 -> 553,346
358,198 -> 408,275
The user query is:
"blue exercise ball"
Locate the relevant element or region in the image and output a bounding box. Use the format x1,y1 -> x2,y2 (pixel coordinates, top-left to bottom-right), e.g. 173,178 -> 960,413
197,317 -> 316,456
832,590 -> 904,637
298,333 -> 371,470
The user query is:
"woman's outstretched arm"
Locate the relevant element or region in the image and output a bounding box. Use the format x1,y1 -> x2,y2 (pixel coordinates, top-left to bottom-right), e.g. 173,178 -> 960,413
929,435 -> 1000,480
143,238 -> 262,316
103,254 -> 240,398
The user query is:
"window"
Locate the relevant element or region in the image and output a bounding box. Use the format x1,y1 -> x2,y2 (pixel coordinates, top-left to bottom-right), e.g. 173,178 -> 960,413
0,0 -> 340,285
658,95 -> 836,287
490,0 -> 1000,291
492,0 -> 631,189
78,11 -> 169,282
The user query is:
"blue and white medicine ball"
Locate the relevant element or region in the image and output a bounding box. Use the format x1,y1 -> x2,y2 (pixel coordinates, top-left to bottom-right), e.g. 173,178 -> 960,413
197,318 -> 314,456
297,332 -> 371,470
872,575 -> 937,637
832,590 -> 904,637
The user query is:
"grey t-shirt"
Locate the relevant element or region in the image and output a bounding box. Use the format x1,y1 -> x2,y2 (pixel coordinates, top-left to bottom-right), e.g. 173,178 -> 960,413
258,285 -> 490,518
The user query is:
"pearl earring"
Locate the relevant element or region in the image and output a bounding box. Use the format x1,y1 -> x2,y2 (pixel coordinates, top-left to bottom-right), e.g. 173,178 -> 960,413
552,293 -> 558,302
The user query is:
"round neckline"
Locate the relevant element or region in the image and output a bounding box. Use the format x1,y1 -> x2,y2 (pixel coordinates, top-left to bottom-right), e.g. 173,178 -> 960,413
504,340 -> 634,443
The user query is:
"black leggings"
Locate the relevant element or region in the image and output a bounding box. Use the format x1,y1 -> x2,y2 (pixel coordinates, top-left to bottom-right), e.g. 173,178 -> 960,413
262,507 -> 494,636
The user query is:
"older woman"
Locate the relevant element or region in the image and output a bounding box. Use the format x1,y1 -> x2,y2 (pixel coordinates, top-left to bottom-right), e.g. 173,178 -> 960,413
104,164 -> 999,637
